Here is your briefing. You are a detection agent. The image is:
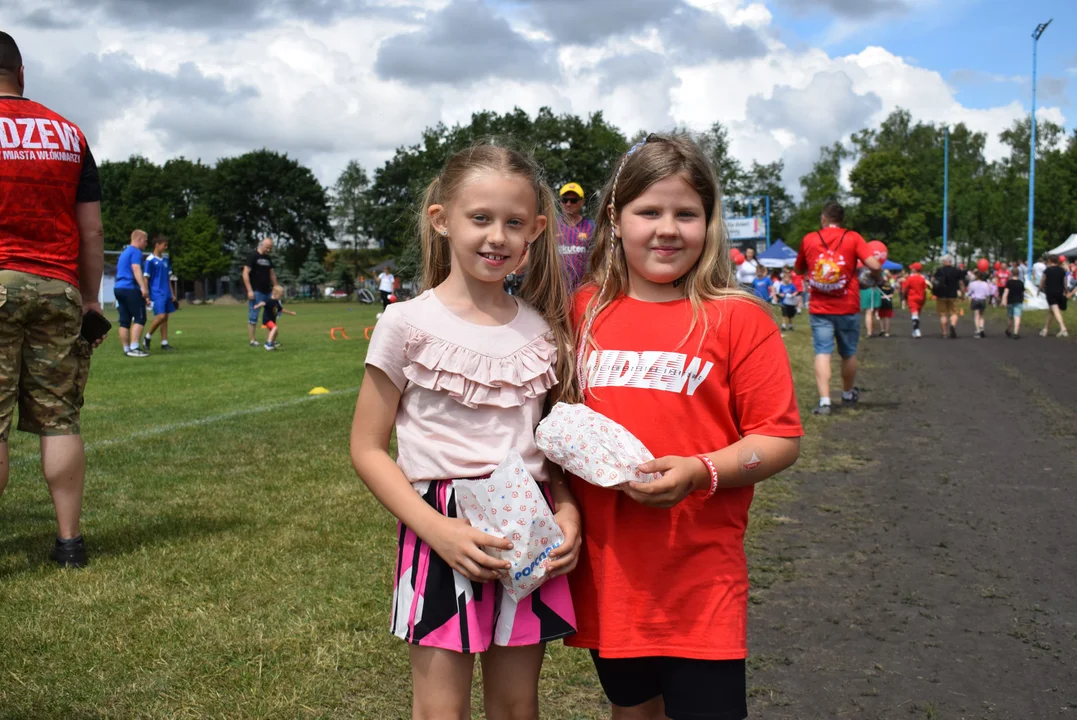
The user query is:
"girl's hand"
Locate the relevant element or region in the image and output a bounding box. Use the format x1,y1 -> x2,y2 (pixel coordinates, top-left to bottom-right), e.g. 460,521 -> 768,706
547,504 -> 582,578
623,456 -> 708,509
426,517 -> 513,583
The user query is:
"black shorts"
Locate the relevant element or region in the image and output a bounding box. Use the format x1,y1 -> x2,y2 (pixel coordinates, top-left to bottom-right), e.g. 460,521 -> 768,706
1047,293 -> 1068,310
970,299 -> 986,312
114,287 -> 146,329
780,304 -> 797,319
590,651 -> 747,720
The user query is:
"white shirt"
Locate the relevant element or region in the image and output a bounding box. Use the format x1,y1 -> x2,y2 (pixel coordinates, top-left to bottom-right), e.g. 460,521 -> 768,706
378,273 -> 395,293
736,259 -> 759,286
1033,262 -> 1047,284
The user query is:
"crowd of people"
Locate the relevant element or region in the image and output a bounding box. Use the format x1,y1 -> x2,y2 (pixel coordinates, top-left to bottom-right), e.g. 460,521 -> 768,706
741,248 -> 1076,342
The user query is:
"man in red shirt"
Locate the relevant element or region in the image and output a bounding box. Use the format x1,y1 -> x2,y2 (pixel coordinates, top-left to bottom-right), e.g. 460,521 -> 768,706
0,32 -> 106,568
904,262 -> 928,338
794,202 -> 881,416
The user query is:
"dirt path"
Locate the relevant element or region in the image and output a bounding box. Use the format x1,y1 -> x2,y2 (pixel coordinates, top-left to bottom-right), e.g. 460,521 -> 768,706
748,312 -> 1077,719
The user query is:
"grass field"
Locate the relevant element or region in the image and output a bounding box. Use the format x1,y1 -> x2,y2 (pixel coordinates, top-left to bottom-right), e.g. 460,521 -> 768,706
0,296 -> 987,719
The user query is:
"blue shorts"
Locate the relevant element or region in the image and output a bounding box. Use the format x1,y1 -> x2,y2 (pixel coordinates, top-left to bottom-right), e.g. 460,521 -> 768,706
248,291 -> 271,324
1007,305 -> 1023,318
115,287 -> 146,329
151,296 -> 176,315
810,313 -> 860,358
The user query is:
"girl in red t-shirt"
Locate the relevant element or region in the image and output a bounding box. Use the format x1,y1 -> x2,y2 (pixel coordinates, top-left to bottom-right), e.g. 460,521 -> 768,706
567,134 -> 804,720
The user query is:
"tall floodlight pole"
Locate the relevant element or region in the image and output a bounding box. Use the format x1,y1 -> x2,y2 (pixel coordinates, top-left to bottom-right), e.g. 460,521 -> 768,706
942,125 -> 950,256
1028,19 -> 1052,278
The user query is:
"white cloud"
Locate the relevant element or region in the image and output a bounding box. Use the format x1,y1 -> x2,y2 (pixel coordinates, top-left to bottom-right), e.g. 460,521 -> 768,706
4,0 -> 1067,197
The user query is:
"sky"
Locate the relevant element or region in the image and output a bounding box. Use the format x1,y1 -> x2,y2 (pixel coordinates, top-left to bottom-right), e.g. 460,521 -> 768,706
2,0 -> 1073,193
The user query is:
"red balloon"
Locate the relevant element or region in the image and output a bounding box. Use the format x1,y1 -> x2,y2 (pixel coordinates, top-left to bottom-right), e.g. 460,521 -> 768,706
866,240 -> 888,262
994,261 -> 1001,270
729,248 -> 739,261
1061,255 -> 1068,263
388,294 -> 398,303
976,258 -> 990,272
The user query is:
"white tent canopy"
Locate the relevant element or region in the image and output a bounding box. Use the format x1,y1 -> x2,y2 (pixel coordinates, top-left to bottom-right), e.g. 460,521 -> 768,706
1047,234 -> 1077,256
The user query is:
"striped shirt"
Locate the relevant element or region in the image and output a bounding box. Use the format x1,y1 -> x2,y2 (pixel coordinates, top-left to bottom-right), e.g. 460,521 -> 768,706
558,216 -> 595,292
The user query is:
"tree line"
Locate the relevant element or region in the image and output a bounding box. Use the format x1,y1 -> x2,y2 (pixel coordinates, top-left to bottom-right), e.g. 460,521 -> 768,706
99,106 -> 1077,294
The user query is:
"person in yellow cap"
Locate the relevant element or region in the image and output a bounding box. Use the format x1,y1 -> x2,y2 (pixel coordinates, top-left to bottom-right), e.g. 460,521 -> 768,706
558,182 -> 595,292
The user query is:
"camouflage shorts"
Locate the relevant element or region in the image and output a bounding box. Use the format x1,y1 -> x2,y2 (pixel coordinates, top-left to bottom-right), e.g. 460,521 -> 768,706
0,270 -> 92,441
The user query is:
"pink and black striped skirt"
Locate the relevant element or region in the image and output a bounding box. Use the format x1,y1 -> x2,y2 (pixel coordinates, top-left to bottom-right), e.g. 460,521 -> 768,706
391,478 -> 577,654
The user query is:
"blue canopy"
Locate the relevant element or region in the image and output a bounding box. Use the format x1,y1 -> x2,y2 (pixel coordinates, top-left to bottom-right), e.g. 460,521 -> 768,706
757,239 -> 798,268
883,259 -> 903,271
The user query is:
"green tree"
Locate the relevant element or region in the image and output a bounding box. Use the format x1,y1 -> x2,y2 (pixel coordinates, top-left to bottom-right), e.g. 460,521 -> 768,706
170,205 -> 230,289
366,107 -> 629,278
297,249 -> 328,299
329,254 -> 356,296
209,149 -> 333,274
331,160 -> 371,250
741,160 -> 793,243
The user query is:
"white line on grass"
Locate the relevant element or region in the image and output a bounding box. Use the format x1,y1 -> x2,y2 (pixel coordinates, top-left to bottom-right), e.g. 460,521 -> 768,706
8,386 -> 361,469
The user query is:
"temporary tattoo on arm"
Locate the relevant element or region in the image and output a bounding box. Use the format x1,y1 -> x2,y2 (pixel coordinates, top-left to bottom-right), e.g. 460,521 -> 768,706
738,447 -> 764,474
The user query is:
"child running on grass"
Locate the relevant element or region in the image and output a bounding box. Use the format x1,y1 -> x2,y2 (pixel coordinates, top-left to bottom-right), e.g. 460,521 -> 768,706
252,285 -> 295,351
568,134 -> 803,720
777,268 -> 800,331
349,143 -> 582,719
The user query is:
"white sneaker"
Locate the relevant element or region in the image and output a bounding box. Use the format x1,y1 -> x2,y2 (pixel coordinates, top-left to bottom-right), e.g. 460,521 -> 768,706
1040,329 -> 1049,337
264,343 -> 276,351
124,348 -> 149,358
912,328 -> 921,338
250,340 -> 260,347
1059,330 -> 1069,338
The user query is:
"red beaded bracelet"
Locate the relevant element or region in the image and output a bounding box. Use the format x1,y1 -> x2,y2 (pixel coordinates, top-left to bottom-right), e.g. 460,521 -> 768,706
695,454 -> 719,498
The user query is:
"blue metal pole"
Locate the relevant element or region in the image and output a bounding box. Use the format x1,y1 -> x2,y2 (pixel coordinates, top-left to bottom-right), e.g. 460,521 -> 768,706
1028,32 -> 1037,278
943,126 -> 949,256
765,195 -> 771,248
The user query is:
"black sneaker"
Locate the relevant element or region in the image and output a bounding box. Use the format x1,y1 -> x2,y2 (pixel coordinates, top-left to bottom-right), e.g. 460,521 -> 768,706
1012,334 -> 1021,340
50,536 -> 87,568
1005,328 -> 1012,337
842,387 -> 860,406
161,344 -> 176,352
143,335 -> 152,350
812,404 -> 832,416
949,326 -> 958,339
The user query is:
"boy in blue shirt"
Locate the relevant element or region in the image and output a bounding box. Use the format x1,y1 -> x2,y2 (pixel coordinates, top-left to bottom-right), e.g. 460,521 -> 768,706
114,230 -> 149,357
142,236 -> 177,351
778,268 -> 801,331
751,263 -> 773,303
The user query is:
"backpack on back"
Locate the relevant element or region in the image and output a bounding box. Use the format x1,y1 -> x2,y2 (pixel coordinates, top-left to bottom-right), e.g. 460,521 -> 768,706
806,230 -> 851,297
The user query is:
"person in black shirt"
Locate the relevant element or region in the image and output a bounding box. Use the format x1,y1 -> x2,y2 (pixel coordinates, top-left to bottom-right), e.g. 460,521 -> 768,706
242,238 -> 278,347
932,255 -> 965,338
1001,275 -> 1025,338
1039,255 -> 1071,337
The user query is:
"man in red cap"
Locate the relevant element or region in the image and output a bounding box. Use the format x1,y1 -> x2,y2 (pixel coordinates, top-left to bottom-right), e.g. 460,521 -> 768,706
557,182 -> 595,292
904,262 -> 927,338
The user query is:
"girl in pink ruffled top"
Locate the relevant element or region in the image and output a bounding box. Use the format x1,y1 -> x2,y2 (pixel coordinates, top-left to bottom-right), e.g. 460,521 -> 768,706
351,143 -> 583,718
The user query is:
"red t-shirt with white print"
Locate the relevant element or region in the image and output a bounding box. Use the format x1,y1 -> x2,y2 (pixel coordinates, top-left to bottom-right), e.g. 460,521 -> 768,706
565,288 -> 803,660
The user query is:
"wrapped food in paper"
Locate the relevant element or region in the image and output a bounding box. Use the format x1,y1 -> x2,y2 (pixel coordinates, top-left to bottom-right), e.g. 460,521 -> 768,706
453,451 -> 564,601
534,402 -> 658,488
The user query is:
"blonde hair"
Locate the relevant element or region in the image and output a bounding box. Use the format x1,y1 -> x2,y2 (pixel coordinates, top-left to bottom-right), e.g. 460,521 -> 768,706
271,284 -> 284,297
417,142 -> 580,405
577,132 -> 758,391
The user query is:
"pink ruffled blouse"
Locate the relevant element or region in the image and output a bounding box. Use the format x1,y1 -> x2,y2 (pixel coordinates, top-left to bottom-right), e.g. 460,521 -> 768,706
364,289 -> 558,483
